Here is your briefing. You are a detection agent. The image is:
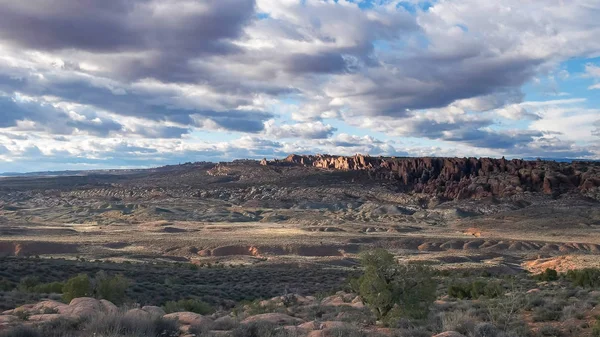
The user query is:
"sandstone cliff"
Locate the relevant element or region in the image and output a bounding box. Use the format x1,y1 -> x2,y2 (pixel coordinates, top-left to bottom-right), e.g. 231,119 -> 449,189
265,154 -> 600,200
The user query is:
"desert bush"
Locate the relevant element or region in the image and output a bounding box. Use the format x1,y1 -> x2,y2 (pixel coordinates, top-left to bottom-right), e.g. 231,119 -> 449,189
0,278 -> 15,291
94,271 -> 130,305
62,274 -> 93,302
533,307 -> 561,322
485,289 -> 526,333
561,303 -> 588,321
565,268 -> 600,288
440,310 -> 477,336
448,280 -> 504,300
18,276 -> 40,292
35,317 -> 82,337
31,282 -> 64,294
593,318 -> 600,337
525,295 -> 546,310
0,326 -> 40,337
84,311 -> 179,337
327,326 -> 367,337
534,269 -> 559,282
538,324 -> 562,336
230,321 -> 294,337
473,322 -> 498,337
163,298 -> 214,315
352,249 -> 436,323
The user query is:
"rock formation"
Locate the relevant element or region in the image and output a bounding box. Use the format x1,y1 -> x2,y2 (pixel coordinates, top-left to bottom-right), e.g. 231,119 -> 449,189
265,154 -> 600,200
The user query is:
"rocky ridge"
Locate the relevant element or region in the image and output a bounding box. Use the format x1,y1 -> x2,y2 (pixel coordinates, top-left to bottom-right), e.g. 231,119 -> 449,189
264,155 -> 600,200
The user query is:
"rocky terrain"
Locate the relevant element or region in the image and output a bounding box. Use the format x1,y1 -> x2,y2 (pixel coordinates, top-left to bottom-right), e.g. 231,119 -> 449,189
1,155 -> 600,336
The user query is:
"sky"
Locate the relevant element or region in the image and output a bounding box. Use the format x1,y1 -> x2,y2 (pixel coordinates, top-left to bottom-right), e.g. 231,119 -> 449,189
0,0 -> 599,172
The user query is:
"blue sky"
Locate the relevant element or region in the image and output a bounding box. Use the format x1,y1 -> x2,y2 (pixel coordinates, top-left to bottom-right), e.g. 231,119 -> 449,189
0,0 -> 599,172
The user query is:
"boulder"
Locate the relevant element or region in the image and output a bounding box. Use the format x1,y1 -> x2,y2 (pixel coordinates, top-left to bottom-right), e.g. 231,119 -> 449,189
28,314 -> 63,322
351,296 -> 365,309
63,298 -> 105,318
213,316 -> 238,330
142,306 -> 166,317
32,300 -> 68,313
319,321 -> 347,330
298,321 -> 317,330
164,312 -> 213,326
124,308 -> 152,320
241,313 -> 303,325
0,315 -> 19,324
100,300 -> 118,314
321,295 -> 346,306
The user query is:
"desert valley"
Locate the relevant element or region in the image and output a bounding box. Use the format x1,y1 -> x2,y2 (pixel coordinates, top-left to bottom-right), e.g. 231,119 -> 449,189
1,155 -> 599,337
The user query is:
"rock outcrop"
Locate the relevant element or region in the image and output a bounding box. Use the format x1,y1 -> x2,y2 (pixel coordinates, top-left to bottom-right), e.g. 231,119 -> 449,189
265,154 -> 600,200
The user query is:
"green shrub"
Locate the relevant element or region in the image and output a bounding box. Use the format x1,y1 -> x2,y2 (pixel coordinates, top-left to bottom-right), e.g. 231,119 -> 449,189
538,324 -> 562,336
448,283 -> 471,300
352,249 -> 436,323
62,274 -> 92,302
448,280 -> 504,299
535,269 -> 559,282
0,278 -> 15,291
533,307 -> 561,322
565,269 -> 600,288
31,282 -> 64,294
593,318 -> 600,337
18,276 -> 40,292
163,299 -> 214,315
94,271 -> 130,305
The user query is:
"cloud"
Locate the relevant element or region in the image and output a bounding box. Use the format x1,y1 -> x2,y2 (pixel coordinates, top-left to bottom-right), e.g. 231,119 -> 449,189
0,0 -> 255,55
264,120 -> 336,139
1,0 -> 600,170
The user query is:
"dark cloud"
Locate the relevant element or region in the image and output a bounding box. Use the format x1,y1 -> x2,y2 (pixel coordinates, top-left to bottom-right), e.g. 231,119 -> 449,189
0,0 -> 255,54
444,129 -> 543,150
0,73 -> 273,134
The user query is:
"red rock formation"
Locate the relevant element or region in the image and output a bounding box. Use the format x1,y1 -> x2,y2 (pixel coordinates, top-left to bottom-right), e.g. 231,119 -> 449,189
268,155 -> 600,200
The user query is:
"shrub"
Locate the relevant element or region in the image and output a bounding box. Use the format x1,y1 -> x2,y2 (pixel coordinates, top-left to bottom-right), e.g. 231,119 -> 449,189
538,324 -> 563,336
473,322 -> 498,337
94,271 -> 130,305
533,307 -> 561,322
18,276 -> 40,292
565,269 -> 600,288
440,310 -> 477,335
163,299 -> 214,315
593,318 -> 600,337
352,249 -> 436,323
448,280 -> 504,300
327,326 -> 367,337
0,326 -> 40,337
84,311 -> 179,337
62,274 -> 92,302
31,282 -> 64,294
231,321 -> 293,337
535,269 -> 559,282
561,303 -> 588,321
0,278 -> 15,291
